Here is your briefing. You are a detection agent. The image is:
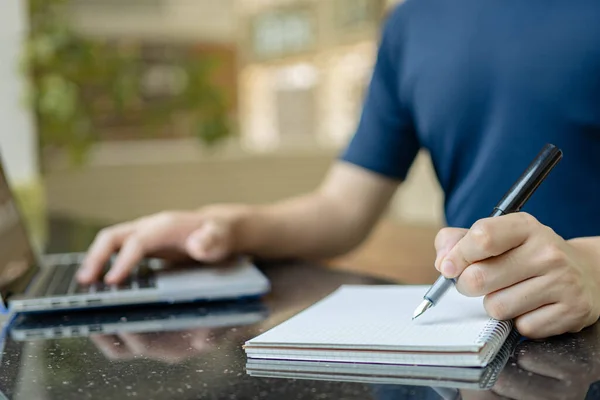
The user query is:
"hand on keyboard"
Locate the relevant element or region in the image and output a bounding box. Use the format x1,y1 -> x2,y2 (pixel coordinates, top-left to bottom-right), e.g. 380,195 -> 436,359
76,206 -> 251,285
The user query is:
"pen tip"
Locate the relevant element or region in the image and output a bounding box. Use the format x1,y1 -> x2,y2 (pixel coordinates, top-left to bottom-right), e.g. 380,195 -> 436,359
412,299 -> 433,320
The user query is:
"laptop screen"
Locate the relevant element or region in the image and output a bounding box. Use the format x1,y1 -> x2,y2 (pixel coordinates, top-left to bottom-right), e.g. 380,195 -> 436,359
0,162 -> 39,309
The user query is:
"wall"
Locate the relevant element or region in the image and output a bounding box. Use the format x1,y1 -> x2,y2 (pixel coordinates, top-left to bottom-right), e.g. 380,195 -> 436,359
391,151 -> 444,226
67,0 -> 236,43
0,1 -> 47,246
43,140 -> 444,227
0,1 -> 37,186
43,141 -> 334,223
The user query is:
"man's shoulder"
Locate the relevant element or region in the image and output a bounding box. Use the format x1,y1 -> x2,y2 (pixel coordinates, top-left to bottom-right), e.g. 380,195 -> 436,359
386,0 -> 471,26
386,0 -> 438,21
382,0 -> 443,41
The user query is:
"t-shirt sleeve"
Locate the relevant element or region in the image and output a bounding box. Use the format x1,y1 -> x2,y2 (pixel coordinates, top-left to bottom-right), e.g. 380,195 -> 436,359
339,9 -> 420,181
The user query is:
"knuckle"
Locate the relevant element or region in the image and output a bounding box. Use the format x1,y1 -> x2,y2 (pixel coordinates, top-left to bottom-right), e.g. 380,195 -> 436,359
460,265 -> 487,295
96,227 -> 115,243
519,212 -> 538,227
484,295 -> 511,320
155,210 -> 175,221
541,243 -> 567,267
568,325 -> 585,334
574,295 -> 594,323
435,227 -> 454,240
567,305 -> 590,333
470,220 -> 495,253
568,316 -> 587,333
152,211 -> 179,226
515,318 -> 536,338
542,224 -> 557,237
434,228 -> 455,249
124,235 -> 147,254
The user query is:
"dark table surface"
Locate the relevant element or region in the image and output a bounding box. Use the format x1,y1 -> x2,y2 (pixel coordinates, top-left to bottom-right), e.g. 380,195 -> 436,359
0,216 -> 599,400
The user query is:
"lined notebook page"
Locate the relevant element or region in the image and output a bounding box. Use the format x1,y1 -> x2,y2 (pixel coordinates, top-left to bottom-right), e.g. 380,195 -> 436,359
247,285 -> 499,352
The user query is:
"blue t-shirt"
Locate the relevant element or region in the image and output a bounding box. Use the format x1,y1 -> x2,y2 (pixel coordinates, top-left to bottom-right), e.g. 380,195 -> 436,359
341,0 -> 600,239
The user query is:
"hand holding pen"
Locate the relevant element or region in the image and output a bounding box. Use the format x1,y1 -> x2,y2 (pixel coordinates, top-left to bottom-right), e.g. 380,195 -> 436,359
414,144 -> 600,339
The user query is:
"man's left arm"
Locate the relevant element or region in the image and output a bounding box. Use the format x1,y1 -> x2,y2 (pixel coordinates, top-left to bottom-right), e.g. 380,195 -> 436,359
435,212 -> 600,339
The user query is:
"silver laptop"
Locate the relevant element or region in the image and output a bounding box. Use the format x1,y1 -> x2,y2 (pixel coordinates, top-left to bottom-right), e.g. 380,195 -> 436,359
0,159 -> 271,314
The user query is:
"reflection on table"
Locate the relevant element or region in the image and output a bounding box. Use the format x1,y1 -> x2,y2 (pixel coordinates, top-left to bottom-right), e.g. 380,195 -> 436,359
464,323 -> 600,400
10,299 -> 269,363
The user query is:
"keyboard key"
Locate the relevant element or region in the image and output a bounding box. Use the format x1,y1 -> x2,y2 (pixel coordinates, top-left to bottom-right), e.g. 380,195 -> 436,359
48,264 -> 79,295
137,277 -> 156,289
116,282 -> 132,290
72,270 -> 156,294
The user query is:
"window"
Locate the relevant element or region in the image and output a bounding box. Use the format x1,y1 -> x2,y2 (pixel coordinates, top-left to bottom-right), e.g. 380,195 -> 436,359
334,0 -> 383,30
274,64 -> 319,143
275,86 -> 317,140
252,9 -> 315,58
68,0 -> 165,15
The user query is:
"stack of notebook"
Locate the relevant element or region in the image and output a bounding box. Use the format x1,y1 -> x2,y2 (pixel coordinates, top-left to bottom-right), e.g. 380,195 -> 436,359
245,344 -> 517,390
244,285 -> 517,386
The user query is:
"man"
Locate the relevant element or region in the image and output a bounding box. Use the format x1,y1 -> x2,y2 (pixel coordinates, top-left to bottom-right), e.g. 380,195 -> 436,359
77,0 -> 600,339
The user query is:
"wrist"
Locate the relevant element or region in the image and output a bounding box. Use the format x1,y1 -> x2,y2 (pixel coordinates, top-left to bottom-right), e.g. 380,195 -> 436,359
568,237 -> 600,278
568,236 -> 600,311
232,204 -> 266,255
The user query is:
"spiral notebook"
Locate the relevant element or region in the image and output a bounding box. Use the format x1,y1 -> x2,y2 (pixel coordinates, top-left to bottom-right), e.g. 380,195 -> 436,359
244,285 -> 514,367
246,329 -> 520,390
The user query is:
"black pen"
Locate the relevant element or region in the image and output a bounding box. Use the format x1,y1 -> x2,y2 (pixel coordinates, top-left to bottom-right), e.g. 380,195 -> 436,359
412,143 -> 563,320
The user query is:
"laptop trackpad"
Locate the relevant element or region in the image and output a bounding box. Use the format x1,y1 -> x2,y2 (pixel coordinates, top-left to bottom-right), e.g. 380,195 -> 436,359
155,262 -> 265,293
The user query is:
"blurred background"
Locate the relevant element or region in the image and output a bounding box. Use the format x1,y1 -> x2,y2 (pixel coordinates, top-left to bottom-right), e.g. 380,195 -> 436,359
1,0 -> 443,280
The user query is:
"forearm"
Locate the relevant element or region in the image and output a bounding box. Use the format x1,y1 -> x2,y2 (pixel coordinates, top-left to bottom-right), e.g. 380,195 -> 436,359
236,192 -> 374,259
234,162 -> 399,260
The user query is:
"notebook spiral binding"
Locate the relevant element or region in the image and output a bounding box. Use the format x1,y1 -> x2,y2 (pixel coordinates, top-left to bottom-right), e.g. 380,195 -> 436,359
475,318 -> 514,363
479,327 -> 521,389
476,318 -> 513,346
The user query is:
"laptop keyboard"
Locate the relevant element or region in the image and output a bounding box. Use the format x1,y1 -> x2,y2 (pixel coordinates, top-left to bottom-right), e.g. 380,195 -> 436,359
44,264 -> 78,296
45,261 -> 157,297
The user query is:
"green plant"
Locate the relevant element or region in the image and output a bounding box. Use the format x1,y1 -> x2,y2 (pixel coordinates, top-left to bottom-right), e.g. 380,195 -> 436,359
24,0 -> 233,165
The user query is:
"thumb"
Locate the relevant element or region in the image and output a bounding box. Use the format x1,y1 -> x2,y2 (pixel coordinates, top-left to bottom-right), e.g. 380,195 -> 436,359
185,221 -> 229,262
434,227 -> 468,271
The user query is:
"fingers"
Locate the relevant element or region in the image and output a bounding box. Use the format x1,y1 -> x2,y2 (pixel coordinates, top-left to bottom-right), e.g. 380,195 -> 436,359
79,210 -> 234,284
514,303 -> 571,339
77,224 -> 134,284
481,276 -> 558,319
185,221 -> 230,262
434,228 -> 468,270
441,213 -> 538,279
457,243 -> 547,297
104,236 -> 146,284
101,212 -> 203,284
104,224 -> 182,284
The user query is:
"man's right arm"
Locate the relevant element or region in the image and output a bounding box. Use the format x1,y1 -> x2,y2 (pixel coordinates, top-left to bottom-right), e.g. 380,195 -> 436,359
237,160 -> 400,260
77,160 -> 400,284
